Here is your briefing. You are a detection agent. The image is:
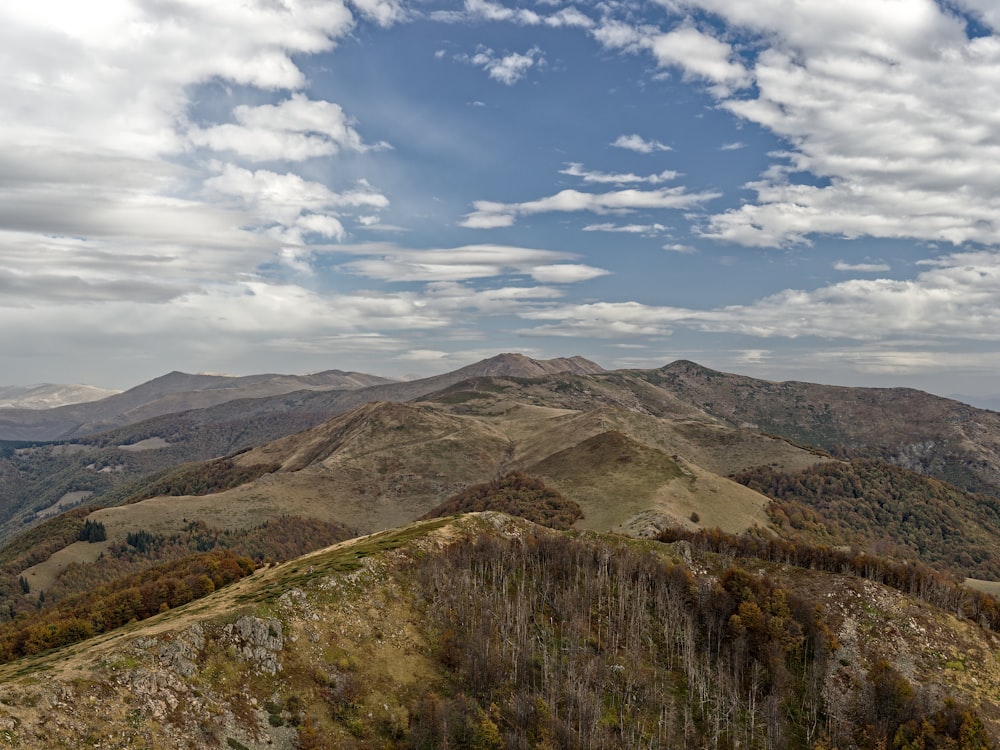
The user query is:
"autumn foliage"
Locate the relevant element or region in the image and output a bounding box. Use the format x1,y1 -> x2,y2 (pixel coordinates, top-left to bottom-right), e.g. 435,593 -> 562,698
420,471 -> 583,530
733,460 -> 1000,578
414,530 -> 993,750
0,549 -> 255,662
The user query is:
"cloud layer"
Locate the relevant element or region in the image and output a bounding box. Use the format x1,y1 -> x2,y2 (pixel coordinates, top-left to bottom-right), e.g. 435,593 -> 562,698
5,0 -> 1000,395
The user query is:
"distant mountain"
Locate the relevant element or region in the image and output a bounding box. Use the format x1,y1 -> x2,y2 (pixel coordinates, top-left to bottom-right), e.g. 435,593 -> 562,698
0,384 -> 121,410
61,353 -> 606,449
0,368 -> 398,441
0,355 -> 608,537
423,360 -> 1000,497
9,353 -> 1000,546
3,389 -> 830,581
648,360 -> 1000,495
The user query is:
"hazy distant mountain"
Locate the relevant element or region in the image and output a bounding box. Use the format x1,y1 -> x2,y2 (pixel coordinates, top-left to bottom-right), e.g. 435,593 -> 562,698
59,353 -> 606,447
0,368 -> 398,441
0,383 -> 120,410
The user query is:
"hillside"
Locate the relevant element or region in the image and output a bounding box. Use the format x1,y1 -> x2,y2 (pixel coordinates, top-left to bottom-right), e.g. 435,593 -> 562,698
9,354 -> 998,548
649,360 -> 1000,495
0,355 -> 605,537
0,394 -> 835,605
10,354 -> 1000,642
0,514 -> 997,749
16,370 -> 1000,607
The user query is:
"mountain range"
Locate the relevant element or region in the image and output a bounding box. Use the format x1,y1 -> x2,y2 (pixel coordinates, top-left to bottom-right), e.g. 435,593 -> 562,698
0,383 -> 121,410
4,353 -> 1000,746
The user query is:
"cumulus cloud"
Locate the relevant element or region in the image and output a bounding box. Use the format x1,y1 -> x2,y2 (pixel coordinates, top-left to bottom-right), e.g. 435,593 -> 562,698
462,186 -> 720,228
520,301 -> 684,338
464,46 -> 545,85
529,264 -> 610,283
349,0 -> 407,27
595,20 -> 749,95
545,7 -> 594,28
205,166 -> 387,248
520,249 -> 1000,344
189,94 -> 390,162
596,0 -> 1000,248
647,25 -> 751,95
0,0 -> 399,360
611,134 -> 672,153
431,0 -> 590,27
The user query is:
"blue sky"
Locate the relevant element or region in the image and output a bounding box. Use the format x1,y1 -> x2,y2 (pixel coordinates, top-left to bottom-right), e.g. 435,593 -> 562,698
3,0 -> 1000,401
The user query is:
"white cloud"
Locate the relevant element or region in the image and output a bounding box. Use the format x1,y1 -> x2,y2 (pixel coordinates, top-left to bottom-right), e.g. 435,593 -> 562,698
466,46 -> 545,85
206,166 -> 386,226
332,243 -> 607,283
462,186 -> 720,228
583,223 -> 669,234
468,0 -> 541,24
545,7 -> 594,29
203,166 -> 387,253
520,249 -> 1000,346
955,0 -> 1000,30
298,214 -> 347,241
611,134 -> 672,153
719,141 -> 746,151
647,25 -> 751,95
663,243 -> 697,253
348,0 -> 407,27
520,301 -> 684,338
560,162 -> 679,184
432,0 -> 591,26
0,0 -> 398,353
596,0 -> 1000,248
595,20 -> 749,95
189,94 -> 389,162
529,264 -> 610,283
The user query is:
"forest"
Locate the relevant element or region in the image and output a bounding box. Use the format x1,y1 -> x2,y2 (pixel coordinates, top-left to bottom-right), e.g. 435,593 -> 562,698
0,549 -> 255,662
733,460 -> 1000,579
409,531 -> 992,750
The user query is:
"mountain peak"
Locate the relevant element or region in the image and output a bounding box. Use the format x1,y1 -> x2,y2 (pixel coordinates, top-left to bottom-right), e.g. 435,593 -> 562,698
458,353 -> 604,379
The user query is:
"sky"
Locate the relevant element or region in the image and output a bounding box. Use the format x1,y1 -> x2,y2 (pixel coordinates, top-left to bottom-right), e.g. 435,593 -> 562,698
4,0 -> 1000,401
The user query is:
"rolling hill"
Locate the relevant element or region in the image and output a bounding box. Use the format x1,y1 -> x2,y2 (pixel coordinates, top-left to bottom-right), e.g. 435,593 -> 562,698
12,353 -> 1000,612
0,355 -> 605,538
4,355 -> 1000,747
